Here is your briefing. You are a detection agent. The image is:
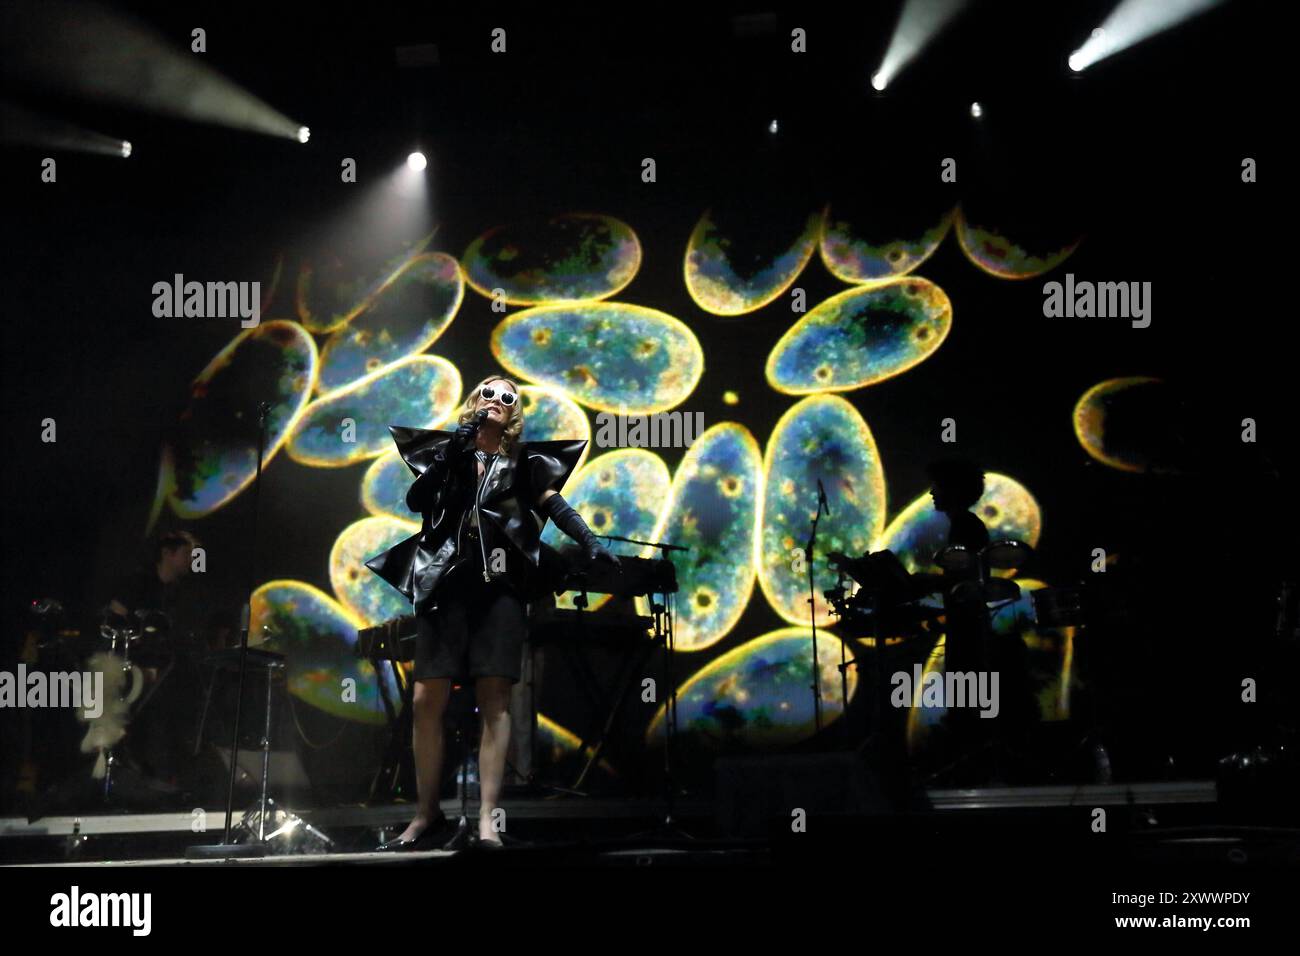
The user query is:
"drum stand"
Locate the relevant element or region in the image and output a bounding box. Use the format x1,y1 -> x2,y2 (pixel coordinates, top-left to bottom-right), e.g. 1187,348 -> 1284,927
97,623 -> 154,804
99,630 -> 131,803
117,624 -> 181,800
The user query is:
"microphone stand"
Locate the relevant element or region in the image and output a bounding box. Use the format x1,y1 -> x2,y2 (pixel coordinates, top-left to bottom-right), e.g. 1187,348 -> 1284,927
443,408 -> 492,849
805,480 -> 831,734
187,401 -> 273,859
606,535 -> 694,841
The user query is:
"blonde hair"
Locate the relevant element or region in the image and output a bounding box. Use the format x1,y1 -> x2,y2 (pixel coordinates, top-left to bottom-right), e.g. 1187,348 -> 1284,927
456,375 -> 524,456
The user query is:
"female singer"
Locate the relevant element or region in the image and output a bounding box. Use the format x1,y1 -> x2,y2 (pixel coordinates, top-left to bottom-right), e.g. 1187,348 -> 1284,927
369,376 -> 617,849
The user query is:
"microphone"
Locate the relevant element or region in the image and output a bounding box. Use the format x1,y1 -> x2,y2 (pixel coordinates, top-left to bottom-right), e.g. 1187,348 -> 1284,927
454,408 -> 490,454
816,478 -> 831,517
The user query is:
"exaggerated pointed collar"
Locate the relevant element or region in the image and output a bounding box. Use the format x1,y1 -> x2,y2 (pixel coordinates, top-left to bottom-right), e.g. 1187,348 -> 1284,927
386,424 -> 585,491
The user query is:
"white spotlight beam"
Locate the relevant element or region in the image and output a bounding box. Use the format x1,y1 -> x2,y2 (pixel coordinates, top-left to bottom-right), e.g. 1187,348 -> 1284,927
0,99 -> 131,156
303,156 -> 434,286
1069,0 -> 1226,72
872,0 -> 970,90
0,0 -> 305,140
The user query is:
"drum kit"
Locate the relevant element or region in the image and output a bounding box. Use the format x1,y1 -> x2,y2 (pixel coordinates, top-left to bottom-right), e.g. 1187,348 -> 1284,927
824,536 -> 1104,782
87,607 -> 176,797
97,607 -> 175,669
22,599 -> 179,805
827,537 -> 1043,644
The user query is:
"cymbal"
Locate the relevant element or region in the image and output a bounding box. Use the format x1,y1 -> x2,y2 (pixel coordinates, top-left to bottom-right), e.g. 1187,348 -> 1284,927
984,539 -> 1033,570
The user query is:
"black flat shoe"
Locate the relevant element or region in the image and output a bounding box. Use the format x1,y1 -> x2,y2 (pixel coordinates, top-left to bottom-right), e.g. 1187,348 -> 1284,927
376,811 -> 450,852
440,818 -> 473,851
471,833 -> 505,850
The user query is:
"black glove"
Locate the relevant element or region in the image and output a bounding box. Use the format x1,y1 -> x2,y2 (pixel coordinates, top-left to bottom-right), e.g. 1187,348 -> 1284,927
448,420 -> 478,456
539,494 -> 620,567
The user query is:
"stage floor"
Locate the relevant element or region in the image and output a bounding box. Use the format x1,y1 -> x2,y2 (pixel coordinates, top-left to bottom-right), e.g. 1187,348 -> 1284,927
1,780 -> 1228,867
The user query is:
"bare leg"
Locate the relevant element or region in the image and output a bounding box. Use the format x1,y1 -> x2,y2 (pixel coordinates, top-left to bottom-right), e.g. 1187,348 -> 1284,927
397,677 -> 451,841
475,675 -> 513,843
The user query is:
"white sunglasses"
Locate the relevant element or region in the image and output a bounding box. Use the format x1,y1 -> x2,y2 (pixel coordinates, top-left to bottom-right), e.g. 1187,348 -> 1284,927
479,385 -> 517,406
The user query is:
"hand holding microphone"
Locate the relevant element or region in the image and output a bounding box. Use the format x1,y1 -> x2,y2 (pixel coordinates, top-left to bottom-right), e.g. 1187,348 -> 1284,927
450,409 -> 489,455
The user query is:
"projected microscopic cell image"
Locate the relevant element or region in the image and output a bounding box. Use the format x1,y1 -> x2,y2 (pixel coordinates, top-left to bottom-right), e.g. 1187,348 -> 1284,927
541,448 -> 671,612
759,396 -> 887,627
1073,377 -> 1187,474
638,423 -> 762,651
287,355 -> 462,467
462,213 -> 640,305
331,515 -> 421,625
250,580 -> 398,725
766,277 -> 952,394
517,384 -> 591,461
819,198 -> 954,285
646,627 -> 856,749
316,253 -> 463,393
684,204 -> 821,315
165,320 -> 318,519
955,203 -> 1080,279
491,302 -> 703,414
295,234 -> 436,333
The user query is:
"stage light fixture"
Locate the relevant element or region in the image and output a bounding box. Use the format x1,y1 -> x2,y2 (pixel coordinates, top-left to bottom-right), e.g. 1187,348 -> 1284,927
0,2 -> 308,140
0,100 -> 130,157
297,127 -> 310,144
1067,0 -> 1224,72
970,102 -> 982,118
869,0 -> 970,92
407,151 -> 427,171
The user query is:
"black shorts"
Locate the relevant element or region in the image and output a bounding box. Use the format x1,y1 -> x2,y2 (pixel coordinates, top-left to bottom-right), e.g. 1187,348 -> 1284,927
413,568 -> 528,684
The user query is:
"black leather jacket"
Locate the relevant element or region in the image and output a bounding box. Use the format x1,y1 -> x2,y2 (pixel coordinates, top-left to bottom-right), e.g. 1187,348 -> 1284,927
365,425 -> 585,614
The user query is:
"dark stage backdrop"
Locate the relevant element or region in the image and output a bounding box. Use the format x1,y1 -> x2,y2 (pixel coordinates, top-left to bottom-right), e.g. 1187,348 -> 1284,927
1,1 -> 1288,804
